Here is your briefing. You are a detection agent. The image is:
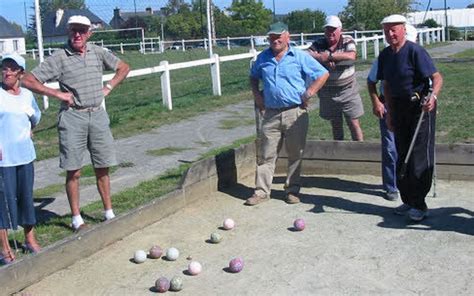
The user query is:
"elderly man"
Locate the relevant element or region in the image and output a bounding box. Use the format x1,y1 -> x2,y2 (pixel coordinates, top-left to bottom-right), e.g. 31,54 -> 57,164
22,15 -> 130,231
367,24 -> 418,202
377,14 -> 443,221
308,15 -> 364,141
246,22 -> 329,206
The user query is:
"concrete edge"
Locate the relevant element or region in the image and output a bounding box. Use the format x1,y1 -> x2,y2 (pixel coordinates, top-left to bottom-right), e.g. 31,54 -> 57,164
1,140 -> 472,294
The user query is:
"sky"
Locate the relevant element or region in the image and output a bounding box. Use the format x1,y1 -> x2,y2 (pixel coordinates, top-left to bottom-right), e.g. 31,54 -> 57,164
1,0 -> 473,30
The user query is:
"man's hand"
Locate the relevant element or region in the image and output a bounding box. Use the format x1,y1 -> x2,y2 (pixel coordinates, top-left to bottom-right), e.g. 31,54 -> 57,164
372,100 -> 385,119
55,91 -> 74,106
103,86 -> 112,97
422,95 -> 437,112
301,90 -> 312,109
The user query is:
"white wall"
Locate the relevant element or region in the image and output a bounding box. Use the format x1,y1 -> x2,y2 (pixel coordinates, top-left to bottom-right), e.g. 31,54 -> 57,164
407,8 -> 474,27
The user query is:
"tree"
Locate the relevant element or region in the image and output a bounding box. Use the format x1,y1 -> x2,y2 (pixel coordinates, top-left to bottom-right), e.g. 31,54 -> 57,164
422,18 -> 440,28
467,3 -> 474,8
339,0 -> 417,30
227,0 -> 272,35
284,9 -> 326,33
163,0 -> 191,16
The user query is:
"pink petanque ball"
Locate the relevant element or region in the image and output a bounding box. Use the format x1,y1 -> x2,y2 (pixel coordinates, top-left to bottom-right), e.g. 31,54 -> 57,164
188,261 -> 202,275
293,218 -> 305,231
223,218 -> 235,230
148,245 -> 163,259
229,257 -> 244,273
155,277 -> 170,293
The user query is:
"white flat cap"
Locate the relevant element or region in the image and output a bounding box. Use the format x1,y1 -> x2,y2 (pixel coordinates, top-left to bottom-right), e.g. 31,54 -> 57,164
381,14 -> 407,24
324,15 -> 342,28
67,15 -> 91,27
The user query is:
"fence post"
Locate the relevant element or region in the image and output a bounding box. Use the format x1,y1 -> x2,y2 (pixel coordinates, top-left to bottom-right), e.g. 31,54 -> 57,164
373,35 -> 380,57
32,49 -> 36,60
419,32 -> 424,46
211,54 -> 222,96
426,31 -> 430,45
227,36 -> 230,50
160,41 -> 164,53
250,35 -> 255,50
160,61 -> 172,110
48,48 -> 52,55
354,30 -> 358,40
442,27 -> 446,42
361,37 -> 367,60
300,32 -> 304,45
120,43 -> 124,54
181,39 -> 185,52
204,38 -> 208,50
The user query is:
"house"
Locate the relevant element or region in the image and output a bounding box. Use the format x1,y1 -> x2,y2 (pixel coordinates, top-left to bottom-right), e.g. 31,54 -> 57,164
0,16 -> 26,55
110,7 -> 165,29
42,8 -> 106,44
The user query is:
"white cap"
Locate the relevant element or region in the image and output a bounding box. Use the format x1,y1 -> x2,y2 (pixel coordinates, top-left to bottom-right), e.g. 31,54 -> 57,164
381,14 -> 407,25
1,52 -> 26,70
67,15 -> 91,27
324,15 -> 342,28
405,24 -> 418,42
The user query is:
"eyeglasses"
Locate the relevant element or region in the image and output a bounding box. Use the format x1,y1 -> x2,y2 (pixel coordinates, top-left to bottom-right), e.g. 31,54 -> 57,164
1,67 -> 22,73
70,27 -> 89,35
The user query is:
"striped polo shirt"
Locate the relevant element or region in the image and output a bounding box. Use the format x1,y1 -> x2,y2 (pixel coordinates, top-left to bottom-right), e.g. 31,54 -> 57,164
31,42 -> 120,109
309,35 -> 357,88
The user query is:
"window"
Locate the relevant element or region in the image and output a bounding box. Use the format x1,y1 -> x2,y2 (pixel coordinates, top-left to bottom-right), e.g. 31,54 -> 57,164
0,41 -> 4,53
13,39 -> 19,51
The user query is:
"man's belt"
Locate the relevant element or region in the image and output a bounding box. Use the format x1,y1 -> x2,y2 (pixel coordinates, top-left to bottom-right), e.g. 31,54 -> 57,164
70,105 -> 102,112
267,104 -> 301,112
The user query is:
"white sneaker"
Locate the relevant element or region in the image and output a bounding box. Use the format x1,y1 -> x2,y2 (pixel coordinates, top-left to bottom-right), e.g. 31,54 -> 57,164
394,204 -> 411,215
408,208 -> 429,221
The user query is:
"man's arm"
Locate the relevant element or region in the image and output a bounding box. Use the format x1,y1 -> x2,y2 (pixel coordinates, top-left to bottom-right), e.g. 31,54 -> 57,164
22,73 -> 74,106
423,72 -> 443,112
383,81 -> 394,131
301,72 -> 329,108
368,81 -> 384,118
102,60 -> 130,97
250,77 -> 264,112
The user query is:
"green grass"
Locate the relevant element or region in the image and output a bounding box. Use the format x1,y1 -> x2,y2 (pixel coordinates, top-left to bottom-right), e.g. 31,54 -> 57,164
219,117 -> 255,129
146,146 -> 191,156
58,164 -> 118,177
452,48 -> 474,58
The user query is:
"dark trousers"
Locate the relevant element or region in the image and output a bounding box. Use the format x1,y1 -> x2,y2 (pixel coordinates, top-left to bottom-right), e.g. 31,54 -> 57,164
393,99 -> 436,210
0,163 -> 36,229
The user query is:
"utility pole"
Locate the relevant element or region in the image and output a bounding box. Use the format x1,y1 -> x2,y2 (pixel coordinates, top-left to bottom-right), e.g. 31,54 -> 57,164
206,0 -> 213,57
273,0 -> 276,21
444,0 -> 450,41
210,0 -> 216,45
200,0 -> 205,39
24,1 -> 28,29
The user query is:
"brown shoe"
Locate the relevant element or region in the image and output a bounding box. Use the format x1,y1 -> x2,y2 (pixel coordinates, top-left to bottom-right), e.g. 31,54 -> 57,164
244,194 -> 269,206
285,193 -> 300,204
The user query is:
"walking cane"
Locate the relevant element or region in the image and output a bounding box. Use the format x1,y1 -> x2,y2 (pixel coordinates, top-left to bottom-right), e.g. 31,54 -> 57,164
398,92 -> 431,180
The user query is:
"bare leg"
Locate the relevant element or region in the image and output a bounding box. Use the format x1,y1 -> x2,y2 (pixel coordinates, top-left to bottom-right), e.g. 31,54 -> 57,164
66,169 -> 82,216
23,225 -> 41,252
330,116 -> 344,141
347,118 -> 364,141
95,167 -> 112,211
0,229 -> 15,261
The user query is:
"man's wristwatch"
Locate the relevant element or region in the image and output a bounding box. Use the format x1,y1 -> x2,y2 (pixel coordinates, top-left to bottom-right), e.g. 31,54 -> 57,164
328,52 -> 333,62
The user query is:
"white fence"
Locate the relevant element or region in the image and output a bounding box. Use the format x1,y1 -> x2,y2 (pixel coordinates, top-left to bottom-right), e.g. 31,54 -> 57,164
42,27 -> 444,111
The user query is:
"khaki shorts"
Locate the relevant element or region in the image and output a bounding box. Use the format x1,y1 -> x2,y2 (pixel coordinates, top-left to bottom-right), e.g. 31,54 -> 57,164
57,108 -> 117,170
318,79 -> 364,120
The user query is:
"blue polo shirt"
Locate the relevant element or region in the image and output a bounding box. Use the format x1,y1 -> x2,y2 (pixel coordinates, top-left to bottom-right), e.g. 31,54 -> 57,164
377,41 -> 436,99
250,46 -> 327,109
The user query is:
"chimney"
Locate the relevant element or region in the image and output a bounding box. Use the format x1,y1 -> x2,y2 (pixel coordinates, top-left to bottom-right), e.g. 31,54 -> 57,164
55,8 -> 64,28
146,7 -> 153,14
113,8 -> 120,17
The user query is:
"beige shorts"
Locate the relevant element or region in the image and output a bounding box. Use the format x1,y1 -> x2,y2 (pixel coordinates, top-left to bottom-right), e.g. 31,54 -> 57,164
318,79 -> 364,120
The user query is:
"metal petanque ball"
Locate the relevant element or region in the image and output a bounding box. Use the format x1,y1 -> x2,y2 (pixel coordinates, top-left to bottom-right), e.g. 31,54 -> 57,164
166,247 -> 180,261
210,232 -> 222,243
155,277 -> 170,293
223,218 -> 235,230
188,261 -> 202,275
133,250 -> 147,264
293,218 -> 305,231
148,245 -> 163,259
229,257 -> 244,273
170,276 -> 183,291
